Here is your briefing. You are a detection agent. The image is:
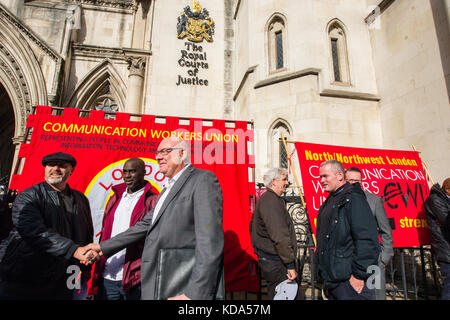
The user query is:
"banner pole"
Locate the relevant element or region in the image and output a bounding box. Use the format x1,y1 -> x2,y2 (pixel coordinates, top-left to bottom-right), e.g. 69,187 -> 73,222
280,133 -> 305,207
411,145 -> 435,186
280,134 -> 317,248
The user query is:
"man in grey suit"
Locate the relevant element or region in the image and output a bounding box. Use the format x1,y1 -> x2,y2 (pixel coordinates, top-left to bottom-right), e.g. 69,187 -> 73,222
83,137 -> 224,300
345,167 -> 394,300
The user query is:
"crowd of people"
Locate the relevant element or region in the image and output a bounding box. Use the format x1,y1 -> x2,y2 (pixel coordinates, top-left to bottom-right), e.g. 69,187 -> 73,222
0,137 -> 448,300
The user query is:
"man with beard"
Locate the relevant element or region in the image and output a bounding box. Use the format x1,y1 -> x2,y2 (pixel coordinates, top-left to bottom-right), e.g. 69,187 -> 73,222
92,158 -> 158,300
0,152 -> 95,299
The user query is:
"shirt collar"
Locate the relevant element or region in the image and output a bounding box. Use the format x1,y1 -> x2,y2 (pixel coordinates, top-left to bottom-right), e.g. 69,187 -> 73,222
167,164 -> 191,187
123,185 -> 145,198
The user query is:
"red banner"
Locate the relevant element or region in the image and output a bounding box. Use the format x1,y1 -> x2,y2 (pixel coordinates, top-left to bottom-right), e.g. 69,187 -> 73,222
295,141 -> 431,248
10,105 -> 258,292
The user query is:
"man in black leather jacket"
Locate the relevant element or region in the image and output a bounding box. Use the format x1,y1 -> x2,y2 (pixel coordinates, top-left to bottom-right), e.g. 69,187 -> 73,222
424,178 -> 450,300
0,152 -> 95,299
316,160 -> 380,300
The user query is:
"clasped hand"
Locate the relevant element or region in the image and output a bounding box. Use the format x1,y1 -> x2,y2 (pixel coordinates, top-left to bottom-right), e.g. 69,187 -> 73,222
73,243 -> 103,265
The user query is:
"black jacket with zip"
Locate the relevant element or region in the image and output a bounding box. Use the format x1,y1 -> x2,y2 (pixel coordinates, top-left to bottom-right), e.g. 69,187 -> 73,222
0,182 -> 93,285
424,184 -> 450,264
316,182 -> 380,290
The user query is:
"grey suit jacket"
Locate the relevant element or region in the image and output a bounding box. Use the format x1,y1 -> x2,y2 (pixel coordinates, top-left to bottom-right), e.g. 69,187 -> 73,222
364,190 -> 394,265
100,165 -> 224,299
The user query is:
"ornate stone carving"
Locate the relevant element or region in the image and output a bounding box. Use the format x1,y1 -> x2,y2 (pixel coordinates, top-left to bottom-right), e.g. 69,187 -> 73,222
0,44 -> 31,135
0,5 -> 61,62
126,56 -> 146,77
67,0 -> 137,11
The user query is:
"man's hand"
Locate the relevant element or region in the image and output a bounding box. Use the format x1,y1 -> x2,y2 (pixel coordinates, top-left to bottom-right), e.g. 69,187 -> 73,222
286,269 -> 298,283
73,243 -> 103,265
168,294 -> 191,300
73,246 -> 97,265
349,275 -> 364,294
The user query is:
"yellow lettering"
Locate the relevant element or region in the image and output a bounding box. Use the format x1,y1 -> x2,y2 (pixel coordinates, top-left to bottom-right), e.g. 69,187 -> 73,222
43,122 -> 52,131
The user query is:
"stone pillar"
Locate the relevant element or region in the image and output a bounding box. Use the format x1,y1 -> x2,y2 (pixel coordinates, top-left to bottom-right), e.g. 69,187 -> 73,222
125,56 -> 146,115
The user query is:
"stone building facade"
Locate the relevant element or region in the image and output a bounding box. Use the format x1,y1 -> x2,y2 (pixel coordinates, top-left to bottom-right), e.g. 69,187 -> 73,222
0,0 -> 449,185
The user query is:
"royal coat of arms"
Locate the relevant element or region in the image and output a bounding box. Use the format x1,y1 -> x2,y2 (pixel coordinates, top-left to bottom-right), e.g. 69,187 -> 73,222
177,0 -> 215,42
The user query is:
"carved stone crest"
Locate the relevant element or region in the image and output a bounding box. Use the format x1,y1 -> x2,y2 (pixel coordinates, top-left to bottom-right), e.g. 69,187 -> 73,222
176,0 -> 215,42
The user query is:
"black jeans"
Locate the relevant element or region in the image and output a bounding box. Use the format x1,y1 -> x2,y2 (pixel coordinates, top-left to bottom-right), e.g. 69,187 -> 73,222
258,257 -> 304,300
0,278 -> 73,300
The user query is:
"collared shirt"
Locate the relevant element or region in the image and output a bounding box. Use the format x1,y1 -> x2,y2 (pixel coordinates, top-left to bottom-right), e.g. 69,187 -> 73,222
103,186 -> 145,281
151,164 -> 191,224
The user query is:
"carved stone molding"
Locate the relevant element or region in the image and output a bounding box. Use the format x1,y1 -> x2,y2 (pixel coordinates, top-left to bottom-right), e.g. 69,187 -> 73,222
0,3 -> 61,62
72,44 -> 151,63
67,0 -> 138,11
72,43 -> 127,60
126,56 -> 146,77
0,45 -> 30,135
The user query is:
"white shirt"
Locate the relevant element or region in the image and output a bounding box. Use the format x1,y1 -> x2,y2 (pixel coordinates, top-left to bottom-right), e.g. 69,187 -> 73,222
103,186 -> 145,281
151,164 -> 190,224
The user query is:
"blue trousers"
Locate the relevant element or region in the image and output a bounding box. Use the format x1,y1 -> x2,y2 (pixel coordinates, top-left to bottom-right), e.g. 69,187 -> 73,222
328,280 -> 374,300
97,278 -> 141,300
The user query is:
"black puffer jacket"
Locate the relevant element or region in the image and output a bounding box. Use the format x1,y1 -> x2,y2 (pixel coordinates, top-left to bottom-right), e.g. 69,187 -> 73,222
424,184 -> 450,263
0,182 -> 93,285
316,183 -> 380,290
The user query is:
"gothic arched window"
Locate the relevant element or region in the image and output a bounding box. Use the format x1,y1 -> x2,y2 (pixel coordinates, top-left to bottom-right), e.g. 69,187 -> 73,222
328,20 -> 350,84
267,14 -> 287,73
268,120 -> 291,169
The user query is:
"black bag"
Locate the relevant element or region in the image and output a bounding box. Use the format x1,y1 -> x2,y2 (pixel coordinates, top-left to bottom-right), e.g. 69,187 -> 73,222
155,248 -> 225,300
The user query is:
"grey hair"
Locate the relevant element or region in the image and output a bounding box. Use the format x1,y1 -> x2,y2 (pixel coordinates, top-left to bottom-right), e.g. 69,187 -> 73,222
320,160 -> 344,174
163,136 -> 191,164
263,168 -> 288,188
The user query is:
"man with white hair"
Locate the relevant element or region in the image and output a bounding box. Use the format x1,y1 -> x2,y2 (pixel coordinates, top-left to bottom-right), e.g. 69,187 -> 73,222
250,168 -> 303,299
83,137 -> 224,300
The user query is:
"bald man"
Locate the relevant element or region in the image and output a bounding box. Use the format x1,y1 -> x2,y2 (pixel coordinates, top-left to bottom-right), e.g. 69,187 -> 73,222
92,158 -> 158,300
85,138 -> 224,300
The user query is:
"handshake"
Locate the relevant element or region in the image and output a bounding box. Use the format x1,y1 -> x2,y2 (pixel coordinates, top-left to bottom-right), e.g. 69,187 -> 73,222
72,243 -> 104,265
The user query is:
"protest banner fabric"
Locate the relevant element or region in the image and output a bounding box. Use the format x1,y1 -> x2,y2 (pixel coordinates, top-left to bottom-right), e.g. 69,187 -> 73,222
10,105 -> 258,292
295,141 -> 431,248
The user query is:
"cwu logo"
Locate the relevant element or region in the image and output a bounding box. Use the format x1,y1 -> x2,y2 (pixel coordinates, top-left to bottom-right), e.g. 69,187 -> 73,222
177,0 -> 215,42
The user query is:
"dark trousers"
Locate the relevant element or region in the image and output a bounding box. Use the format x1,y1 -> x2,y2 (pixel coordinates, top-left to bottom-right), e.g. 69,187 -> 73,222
258,257 -> 304,300
97,278 -> 141,300
0,278 -> 73,300
328,280 -> 374,300
439,261 -> 450,300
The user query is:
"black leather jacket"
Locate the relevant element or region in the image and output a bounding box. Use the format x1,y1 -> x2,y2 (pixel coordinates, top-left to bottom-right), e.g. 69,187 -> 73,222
0,182 -> 93,284
424,184 -> 450,263
316,183 -> 380,289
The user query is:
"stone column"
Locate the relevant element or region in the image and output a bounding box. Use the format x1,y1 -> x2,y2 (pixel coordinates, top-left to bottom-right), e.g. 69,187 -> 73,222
125,56 -> 146,115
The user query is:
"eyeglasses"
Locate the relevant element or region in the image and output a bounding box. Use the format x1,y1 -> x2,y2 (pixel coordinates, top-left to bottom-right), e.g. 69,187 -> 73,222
155,148 -> 182,156
346,179 -> 362,183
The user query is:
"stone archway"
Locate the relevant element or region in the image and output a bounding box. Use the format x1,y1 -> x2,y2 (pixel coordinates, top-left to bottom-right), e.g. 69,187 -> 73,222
0,83 -> 14,179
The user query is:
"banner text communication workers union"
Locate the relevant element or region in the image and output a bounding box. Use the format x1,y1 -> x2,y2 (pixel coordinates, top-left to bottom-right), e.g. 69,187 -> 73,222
10,106 -> 258,292
295,142 -> 431,248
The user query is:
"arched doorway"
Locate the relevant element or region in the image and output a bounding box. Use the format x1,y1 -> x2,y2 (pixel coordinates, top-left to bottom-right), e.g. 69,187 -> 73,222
0,83 -> 15,180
